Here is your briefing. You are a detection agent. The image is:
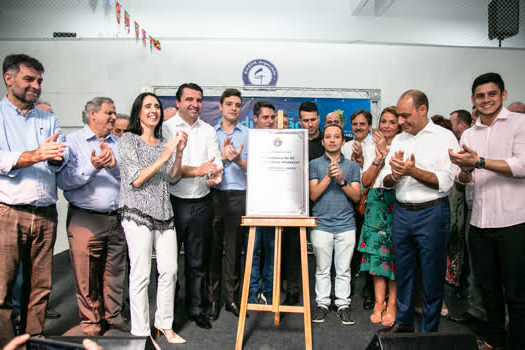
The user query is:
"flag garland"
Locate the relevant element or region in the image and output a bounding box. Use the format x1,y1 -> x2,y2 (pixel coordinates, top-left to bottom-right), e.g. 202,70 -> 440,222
124,11 -> 130,33
105,1 -> 161,53
115,2 -> 121,24
134,21 -> 139,40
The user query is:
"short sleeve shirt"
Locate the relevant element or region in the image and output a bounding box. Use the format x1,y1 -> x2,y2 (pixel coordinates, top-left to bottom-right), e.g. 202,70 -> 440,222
309,153 -> 361,233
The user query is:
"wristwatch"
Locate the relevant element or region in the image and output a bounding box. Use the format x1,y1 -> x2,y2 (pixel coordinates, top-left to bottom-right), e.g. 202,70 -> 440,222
474,157 -> 485,169
339,180 -> 347,187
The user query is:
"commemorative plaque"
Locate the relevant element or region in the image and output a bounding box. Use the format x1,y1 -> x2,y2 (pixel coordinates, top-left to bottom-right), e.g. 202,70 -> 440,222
246,129 -> 309,216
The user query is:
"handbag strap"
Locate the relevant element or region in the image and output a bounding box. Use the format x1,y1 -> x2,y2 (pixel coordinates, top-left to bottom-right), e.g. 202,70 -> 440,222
362,159 -> 383,195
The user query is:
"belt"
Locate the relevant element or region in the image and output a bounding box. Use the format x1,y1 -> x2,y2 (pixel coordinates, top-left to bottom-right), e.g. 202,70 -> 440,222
69,204 -> 118,216
212,189 -> 246,195
1,202 -> 55,213
396,197 -> 447,211
171,193 -> 212,203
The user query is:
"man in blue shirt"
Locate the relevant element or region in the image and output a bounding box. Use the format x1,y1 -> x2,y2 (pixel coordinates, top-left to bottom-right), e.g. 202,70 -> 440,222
205,89 -> 248,320
0,54 -> 68,345
309,124 -> 361,325
57,97 -> 128,336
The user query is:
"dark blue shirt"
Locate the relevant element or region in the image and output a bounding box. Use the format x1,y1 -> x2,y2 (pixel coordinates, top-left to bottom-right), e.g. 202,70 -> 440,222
309,153 -> 361,233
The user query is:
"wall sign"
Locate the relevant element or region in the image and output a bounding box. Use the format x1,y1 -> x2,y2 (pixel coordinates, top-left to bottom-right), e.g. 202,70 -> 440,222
242,59 -> 278,86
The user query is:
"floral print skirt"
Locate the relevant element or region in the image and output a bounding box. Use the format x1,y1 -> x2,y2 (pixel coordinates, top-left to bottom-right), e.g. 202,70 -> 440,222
358,188 -> 396,280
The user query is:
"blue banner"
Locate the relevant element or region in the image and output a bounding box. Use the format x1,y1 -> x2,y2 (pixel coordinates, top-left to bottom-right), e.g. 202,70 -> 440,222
158,96 -> 370,137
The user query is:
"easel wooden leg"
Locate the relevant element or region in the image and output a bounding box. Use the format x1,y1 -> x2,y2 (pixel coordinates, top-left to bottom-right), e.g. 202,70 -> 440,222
300,227 -> 312,350
273,227 -> 282,325
236,226 -> 256,350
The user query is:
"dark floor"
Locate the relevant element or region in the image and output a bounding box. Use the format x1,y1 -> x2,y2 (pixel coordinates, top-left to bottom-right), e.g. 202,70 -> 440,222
42,251 -> 481,349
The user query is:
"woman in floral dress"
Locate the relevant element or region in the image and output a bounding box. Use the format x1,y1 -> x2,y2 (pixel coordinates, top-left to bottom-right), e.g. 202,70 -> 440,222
358,107 -> 400,326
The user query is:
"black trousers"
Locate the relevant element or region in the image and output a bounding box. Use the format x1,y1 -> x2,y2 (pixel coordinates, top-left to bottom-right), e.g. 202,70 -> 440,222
469,222 -> 525,350
282,227 -> 300,295
170,194 -> 213,315
206,190 -> 246,303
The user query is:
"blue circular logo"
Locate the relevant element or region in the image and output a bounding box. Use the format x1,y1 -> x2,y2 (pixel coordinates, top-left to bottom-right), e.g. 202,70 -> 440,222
242,59 -> 278,86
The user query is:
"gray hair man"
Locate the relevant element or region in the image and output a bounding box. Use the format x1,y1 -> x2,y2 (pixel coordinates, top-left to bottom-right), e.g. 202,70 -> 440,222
57,97 -> 128,336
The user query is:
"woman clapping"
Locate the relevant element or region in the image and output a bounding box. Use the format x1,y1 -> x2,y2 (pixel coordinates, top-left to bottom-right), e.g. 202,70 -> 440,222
119,93 -> 187,344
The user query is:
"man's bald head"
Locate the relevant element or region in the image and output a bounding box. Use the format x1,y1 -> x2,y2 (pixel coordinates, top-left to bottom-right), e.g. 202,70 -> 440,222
508,101 -> 525,114
325,112 -> 343,128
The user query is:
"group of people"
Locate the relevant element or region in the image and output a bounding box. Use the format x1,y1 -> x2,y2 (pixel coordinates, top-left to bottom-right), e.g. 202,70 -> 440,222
0,52 -> 523,350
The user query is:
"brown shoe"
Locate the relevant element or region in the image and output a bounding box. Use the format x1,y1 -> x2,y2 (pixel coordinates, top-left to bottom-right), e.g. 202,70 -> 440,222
477,339 -> 503,350
378,323 -> 414,334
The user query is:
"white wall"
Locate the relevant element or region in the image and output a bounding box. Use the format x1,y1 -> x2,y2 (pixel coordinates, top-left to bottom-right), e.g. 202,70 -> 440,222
1,0 -> 524,48
1,39 -> 524,253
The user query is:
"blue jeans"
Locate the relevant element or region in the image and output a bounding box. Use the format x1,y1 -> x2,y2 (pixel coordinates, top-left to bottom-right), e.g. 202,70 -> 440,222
248,227 -> 275,295
311,229 -> 355,308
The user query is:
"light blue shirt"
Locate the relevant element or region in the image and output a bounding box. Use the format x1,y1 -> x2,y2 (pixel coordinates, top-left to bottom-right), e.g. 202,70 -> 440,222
57,125 -> 120,211
214,122 -> 248,191
0,96 -> 68,206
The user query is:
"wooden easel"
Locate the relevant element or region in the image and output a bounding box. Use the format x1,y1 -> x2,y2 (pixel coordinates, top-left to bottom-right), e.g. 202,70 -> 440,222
235,216 -> 317,350
236,110 -> 315,349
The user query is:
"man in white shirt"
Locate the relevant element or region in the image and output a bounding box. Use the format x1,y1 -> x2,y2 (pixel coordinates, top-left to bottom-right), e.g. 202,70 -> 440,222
341,109 -> 375,168
163,83 -> 222,330
379,90 -> 459,334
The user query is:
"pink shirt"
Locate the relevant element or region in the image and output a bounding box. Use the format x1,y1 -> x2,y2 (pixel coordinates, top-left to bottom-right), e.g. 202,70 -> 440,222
458,107 -> 525,228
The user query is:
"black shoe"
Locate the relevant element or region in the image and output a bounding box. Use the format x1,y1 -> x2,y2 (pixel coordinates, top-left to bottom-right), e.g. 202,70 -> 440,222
189,313 -> 212,329
378,323 -> 414,334
337,306 -> 356,325
225,301 -> 240,317
45,306 -> 61,319
283,292 -> 299,306
363,295 -> 374,310
312,305 -> 330,323
205,302 -> 220,321
107,318 -> 131,333
448,312 -> 478,324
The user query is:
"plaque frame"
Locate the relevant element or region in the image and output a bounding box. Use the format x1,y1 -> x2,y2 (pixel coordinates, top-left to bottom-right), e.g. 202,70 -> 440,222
246,129 -> 309,217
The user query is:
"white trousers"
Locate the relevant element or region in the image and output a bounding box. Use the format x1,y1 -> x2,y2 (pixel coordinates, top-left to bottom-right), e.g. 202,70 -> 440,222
311,229 -> 355,308
121,220 -> 178,336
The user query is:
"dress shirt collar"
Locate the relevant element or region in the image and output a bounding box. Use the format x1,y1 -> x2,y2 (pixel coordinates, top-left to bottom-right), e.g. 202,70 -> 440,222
406,118 -> 440,137
472,107 -> 510,129
1,95 -> 36,116
172,112 -> 203,128
80,124 -> 118,143
214,121 -> 247,133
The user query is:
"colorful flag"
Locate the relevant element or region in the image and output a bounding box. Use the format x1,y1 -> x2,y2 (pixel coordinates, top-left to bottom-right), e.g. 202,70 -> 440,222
115,2 -> 121,24
154,40 -> 161,51
124,11 -> 130,33
142,29 -> 147,46
134,21 -> 139,39
149,35 -> 154,50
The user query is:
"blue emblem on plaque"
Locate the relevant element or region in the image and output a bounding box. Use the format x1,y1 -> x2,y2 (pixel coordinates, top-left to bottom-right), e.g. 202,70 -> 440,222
273,137 -> 282,147
242,59 -> 278,86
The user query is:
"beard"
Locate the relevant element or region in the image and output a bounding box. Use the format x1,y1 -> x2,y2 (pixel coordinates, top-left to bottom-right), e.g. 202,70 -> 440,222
12,84 -> 40,104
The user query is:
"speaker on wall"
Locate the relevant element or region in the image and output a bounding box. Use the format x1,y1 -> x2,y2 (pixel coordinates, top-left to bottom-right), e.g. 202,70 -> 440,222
488,0 -> 520,40
365,332 -> 478,350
